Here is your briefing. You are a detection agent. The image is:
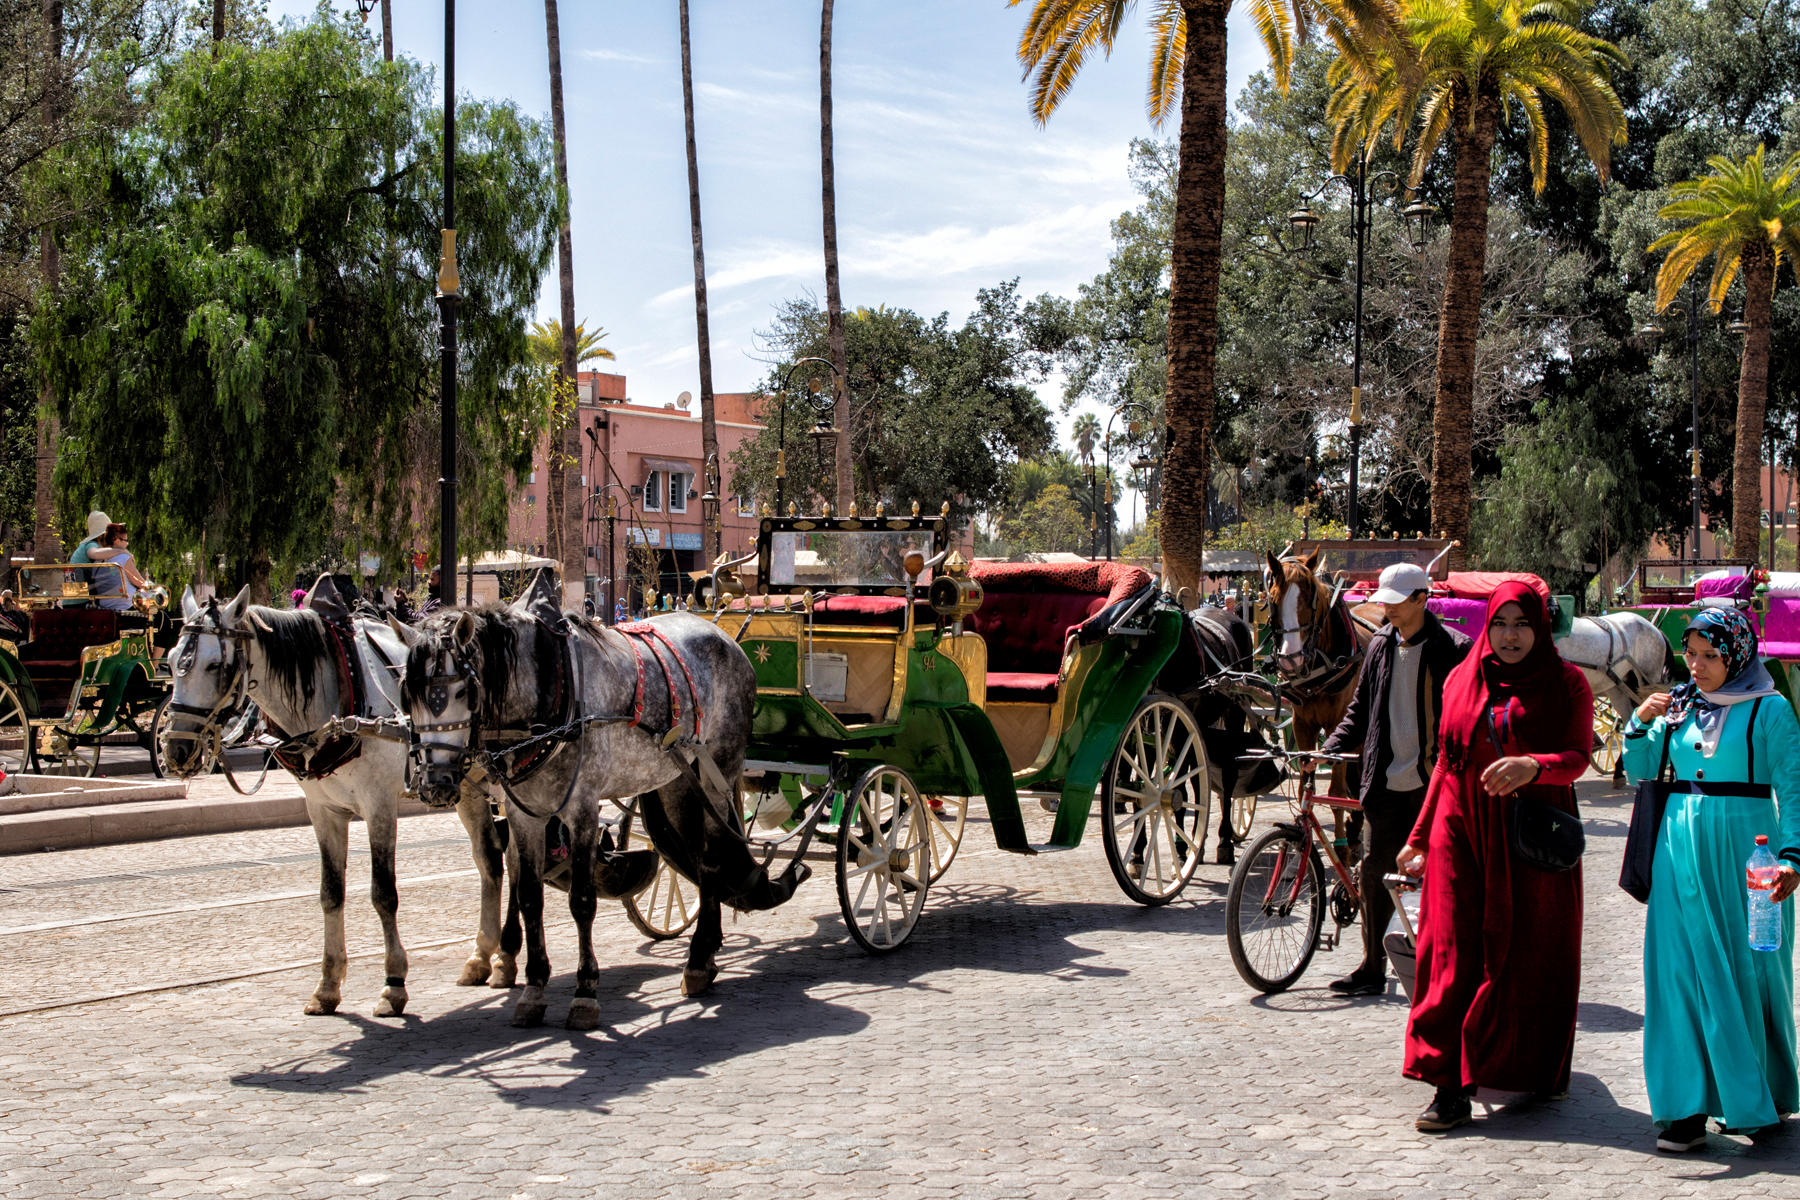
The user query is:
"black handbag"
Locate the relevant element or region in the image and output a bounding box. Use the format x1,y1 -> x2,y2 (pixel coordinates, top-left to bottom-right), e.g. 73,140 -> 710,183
1619,697 -> 1764,902
1487,709 -> 1585,873
1619,723 -> 1672,903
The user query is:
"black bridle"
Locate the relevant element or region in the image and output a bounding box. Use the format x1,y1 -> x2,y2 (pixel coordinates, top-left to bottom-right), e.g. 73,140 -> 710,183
159,602 -> 255,779
1268,565 -> 1360,695
406,637 -> 485,807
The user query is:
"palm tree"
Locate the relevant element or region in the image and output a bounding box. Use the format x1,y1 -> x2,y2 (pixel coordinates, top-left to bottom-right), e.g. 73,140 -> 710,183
544,0 -> 582,589
1072,412 -> 1100,470
1327,0 -> 1626,563
679,0 -> 720,549
529,319 -> 615,368
821,0 -> 852,511
33,0 -> 64,564
1010,0 -> 1394,597
1651,145 -> 1800,560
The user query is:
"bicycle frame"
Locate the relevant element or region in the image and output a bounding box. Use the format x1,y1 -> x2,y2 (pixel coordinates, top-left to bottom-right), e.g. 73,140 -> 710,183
1261,765 -> 1364,912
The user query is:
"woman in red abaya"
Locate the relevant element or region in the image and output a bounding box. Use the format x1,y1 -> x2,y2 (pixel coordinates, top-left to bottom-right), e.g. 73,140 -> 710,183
1395,581 -> 1592,1132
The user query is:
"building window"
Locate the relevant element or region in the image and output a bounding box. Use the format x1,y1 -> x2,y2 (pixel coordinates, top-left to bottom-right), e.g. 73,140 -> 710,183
644,470 -> 662,511
669,472 -> 688,513
736,492 -> 756,517
528,471 -> 537,484
527,494 -> 536,506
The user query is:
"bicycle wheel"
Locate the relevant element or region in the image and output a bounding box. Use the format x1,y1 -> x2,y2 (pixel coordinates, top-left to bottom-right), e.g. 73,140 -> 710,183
1226,826 -> 1326,993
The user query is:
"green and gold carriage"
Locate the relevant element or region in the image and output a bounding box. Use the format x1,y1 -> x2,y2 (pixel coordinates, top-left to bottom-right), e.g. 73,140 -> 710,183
0,565 -> 172,777
621,510 -> 1215,953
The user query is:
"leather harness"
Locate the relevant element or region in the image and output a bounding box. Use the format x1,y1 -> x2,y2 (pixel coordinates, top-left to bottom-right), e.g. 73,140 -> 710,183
264,614 -> 369,780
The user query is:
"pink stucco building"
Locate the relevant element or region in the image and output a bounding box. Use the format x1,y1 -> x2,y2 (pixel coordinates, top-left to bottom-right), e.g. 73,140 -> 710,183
509,372 -> 766,605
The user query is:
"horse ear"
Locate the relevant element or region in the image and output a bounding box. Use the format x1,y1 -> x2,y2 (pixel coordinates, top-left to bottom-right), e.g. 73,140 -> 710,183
453,610 -> 478,647
180,585 -> 199,620
387,614 -> 421,648
1302,548 -> 1322,573
223,585 -> 252,624
1264,550 -> 1284,584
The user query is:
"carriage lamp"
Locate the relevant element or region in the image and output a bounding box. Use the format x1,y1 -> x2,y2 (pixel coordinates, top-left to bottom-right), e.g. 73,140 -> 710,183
1728,316 -> 1751,336
1287,206 -> 1319,253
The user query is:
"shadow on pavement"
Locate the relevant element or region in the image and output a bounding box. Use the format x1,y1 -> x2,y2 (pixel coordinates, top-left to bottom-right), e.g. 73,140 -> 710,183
230,880 -> 1213,1111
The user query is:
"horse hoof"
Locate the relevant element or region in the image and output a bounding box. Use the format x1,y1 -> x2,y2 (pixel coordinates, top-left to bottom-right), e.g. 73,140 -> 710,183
512,1002 -> 546,1027
681,967 -> 718,998
1215,846 -> 1235,867
565,998 -> 600,1030
304,997 -> 338,1016
488,958 -> 518,989
456,956 -> 490,986
375,990 -> 407,1018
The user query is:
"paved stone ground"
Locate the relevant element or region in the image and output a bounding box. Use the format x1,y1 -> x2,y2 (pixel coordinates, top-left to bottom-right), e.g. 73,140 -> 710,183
1,775 -> 1796,1199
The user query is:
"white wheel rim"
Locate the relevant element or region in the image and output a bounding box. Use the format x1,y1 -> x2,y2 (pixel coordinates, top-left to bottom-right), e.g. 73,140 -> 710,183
1110,701 -> 1207,899
622,813 -> 698,936
0,683 -> 28,775
843,768 -> 928,949
922,794 -> 968,882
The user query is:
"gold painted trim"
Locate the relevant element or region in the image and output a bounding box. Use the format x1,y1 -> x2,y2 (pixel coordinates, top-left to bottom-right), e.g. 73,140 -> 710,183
79,639 -> 122,667
0,638 -> 16,660
1004,640 -> 1103,778
935,633 -> 987,707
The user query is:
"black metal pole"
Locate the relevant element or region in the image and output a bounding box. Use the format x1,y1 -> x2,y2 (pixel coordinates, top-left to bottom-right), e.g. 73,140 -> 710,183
774,392 -> 788,514
1347,157 -> 1365,540
605,502 -> 616,624
1689,271 -> 1701,562
436,0 -> 458,607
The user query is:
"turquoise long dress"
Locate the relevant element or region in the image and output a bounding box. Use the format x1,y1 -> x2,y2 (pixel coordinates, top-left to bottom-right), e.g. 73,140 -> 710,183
1623,695 -> 1800,1131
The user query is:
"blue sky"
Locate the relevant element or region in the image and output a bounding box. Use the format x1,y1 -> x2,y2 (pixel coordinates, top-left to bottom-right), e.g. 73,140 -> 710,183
270,2 -> 1273,507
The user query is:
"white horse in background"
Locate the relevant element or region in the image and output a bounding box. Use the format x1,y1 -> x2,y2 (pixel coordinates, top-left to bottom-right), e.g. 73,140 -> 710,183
1557,611 -> 1673,713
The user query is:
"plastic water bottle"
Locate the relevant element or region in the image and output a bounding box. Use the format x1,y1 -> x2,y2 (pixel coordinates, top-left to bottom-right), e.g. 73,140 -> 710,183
1747,836 -> 1782,953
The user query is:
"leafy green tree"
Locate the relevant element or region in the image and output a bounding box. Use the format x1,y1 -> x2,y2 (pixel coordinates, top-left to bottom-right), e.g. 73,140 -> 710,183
1007,0 -> 1397,597
33,17 -> 560,592
729,281 -> 1055,524
1650,145 -> 1800,559
997,483 -> 1089,555
1328,0 -> 1627,563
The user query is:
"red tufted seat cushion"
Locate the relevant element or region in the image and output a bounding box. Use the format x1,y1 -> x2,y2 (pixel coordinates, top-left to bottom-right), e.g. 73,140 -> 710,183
811,595 -> 920,628
19,608 -> 120,668
964,561 -> 1154,702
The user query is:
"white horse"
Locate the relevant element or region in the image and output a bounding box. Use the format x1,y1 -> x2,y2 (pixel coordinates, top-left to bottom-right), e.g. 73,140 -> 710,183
1557,611 -> 1672,713
161,578 -> 517,1016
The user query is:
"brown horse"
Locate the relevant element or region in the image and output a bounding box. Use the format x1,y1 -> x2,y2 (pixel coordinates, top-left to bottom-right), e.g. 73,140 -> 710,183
1262,549 -> 1377,791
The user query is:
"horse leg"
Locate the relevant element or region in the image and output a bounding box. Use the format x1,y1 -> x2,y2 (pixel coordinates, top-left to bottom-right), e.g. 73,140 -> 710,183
563,801 -> 603,1030
304,803 -> 349,1016
683,890 -> 724,998
508,817 -> 551,1027
367,806 -> 408,1017
495,878 -> 522,989
455,793 -> 511,986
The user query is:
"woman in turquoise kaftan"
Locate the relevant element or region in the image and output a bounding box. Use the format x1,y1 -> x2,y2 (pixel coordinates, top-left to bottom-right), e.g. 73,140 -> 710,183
1624,607 -> 1800,1150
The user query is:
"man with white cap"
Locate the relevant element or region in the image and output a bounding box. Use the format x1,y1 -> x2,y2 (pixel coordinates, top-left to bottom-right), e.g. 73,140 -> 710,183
1312,561 -> 1471,995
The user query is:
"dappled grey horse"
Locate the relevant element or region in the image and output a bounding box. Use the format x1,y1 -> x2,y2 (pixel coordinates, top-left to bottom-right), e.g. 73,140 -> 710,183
392,578 -> 806,1028
159,579 -> 517,1017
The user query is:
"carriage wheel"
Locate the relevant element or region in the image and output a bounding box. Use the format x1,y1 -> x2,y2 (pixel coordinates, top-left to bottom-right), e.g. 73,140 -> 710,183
0,680 -> 29,777
922,794 -> 968,883
1591,699 -> 1625,776
619,809 -> 701,940
36,724 -> 101,778
836,765 -> 931,954
1100,695 -> 1209,905
1228,789 -> 1258,843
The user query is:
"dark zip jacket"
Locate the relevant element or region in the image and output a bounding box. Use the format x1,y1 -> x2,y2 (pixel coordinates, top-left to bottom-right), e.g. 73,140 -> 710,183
1320,609 -> 1472,806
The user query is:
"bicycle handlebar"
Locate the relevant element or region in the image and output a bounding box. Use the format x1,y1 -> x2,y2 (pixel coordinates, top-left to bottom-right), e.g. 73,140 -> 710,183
1236,748 -> 1361,765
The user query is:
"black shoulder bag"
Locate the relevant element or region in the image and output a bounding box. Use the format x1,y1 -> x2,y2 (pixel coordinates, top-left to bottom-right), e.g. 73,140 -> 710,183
1619,697 -> 1763,903
1487,708 -> 1585,873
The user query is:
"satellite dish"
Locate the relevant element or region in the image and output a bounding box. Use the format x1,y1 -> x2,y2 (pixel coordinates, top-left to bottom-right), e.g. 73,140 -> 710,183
676,391 -> 693,410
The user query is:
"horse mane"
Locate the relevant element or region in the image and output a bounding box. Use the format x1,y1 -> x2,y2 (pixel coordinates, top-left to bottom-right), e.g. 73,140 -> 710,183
247,606 -> 331,707
405,604 -> 560,720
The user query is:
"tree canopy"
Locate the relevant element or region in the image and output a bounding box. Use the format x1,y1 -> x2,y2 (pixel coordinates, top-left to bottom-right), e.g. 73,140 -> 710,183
32,17 -> 560,585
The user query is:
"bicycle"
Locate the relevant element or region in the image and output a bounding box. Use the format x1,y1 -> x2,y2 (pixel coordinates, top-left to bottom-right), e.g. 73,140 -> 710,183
1224,748 -> 1416,993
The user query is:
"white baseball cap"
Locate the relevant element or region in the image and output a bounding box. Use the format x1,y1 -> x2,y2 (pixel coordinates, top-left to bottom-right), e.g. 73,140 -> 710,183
1370,562 -> 1433,605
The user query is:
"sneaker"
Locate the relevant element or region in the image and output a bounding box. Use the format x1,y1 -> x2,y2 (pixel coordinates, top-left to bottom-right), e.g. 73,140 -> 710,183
1329,971 -> 1386,996
1417,1087 -> 1472,1133
1656,1114 -> 1707,1153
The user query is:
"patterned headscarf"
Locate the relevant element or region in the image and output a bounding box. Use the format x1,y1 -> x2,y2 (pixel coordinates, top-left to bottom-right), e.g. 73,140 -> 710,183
1669,606 -> 1776,727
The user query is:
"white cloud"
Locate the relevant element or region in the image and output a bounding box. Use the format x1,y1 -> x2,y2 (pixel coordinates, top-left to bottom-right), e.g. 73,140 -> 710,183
579,47 -> 664,66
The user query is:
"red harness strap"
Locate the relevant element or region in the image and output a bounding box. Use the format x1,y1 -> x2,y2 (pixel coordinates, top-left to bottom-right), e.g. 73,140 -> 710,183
269,619 -> 365,780
614,622 -> 704,736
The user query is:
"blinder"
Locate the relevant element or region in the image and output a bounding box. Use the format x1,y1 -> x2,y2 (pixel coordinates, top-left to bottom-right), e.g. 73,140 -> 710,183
160,603 -> 255,778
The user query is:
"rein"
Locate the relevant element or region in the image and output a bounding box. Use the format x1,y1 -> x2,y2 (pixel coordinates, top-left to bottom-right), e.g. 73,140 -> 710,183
160,604 -> 260,792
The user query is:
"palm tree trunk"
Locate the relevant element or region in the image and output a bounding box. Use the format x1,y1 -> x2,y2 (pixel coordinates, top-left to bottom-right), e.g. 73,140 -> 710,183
680,0 -> 720,548
1732,246 -> 1775,560
1159,1 -> 1229,601
1428,91 -> 1499,569
211,0 -> 223,50
380,0 -> 393,62
821,0 -> 851,511
544,0 -> 582,595
33,0 -> 63,565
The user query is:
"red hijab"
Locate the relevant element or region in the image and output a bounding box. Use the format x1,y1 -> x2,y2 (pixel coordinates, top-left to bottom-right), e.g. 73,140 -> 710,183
1438,580 -> 1568,762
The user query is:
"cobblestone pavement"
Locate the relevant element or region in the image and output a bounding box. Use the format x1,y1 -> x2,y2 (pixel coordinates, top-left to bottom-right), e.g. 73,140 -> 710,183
2,775 -> 1796,1199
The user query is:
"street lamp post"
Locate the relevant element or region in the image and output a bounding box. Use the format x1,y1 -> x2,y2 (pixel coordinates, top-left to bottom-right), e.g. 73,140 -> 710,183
771,356 -> 843,514
435,0 -> 460,607
1102,400 -> 1157,561
1288,151 -> 1432,539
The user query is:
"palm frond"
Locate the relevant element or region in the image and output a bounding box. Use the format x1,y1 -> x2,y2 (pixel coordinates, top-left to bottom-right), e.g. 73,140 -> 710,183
1145,0 -> 1185,126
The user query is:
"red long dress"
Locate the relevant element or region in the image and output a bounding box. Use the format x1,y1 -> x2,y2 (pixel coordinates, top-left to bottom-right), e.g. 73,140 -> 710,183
1402,584 -> 1592,1095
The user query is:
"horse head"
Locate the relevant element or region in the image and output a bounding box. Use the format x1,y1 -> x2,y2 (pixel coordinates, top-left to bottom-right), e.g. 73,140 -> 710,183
392,608 -> 490,808
1263,548 -> 1331,680
161,584 -> 255,778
